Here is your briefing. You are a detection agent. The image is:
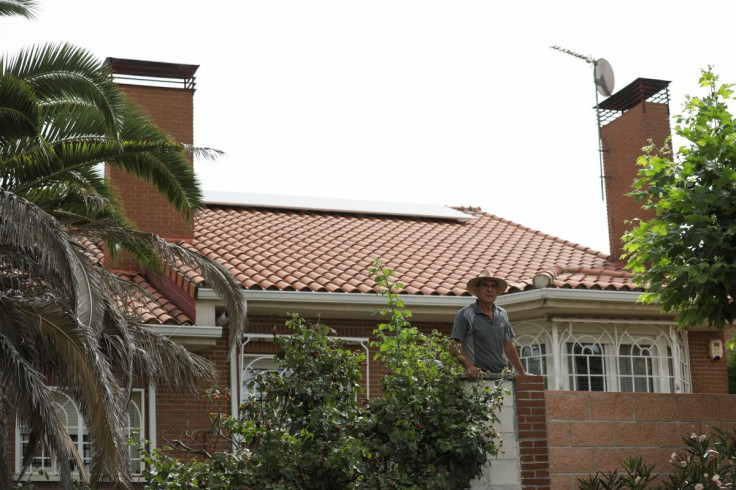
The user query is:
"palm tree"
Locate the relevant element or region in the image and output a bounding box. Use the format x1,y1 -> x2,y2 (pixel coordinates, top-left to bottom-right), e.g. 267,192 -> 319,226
0,2 -> 246,488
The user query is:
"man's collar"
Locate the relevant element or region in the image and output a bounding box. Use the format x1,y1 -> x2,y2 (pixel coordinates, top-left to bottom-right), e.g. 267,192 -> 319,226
472,300 -> 496,316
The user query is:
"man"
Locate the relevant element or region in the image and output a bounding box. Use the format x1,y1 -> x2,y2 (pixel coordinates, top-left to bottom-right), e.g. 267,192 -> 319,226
451,270 -> 526,380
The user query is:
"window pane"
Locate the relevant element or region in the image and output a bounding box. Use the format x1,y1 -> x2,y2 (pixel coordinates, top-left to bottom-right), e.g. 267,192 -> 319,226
567,343 -> 606,391
241,355 -> 282,403
618,344 -> 655,393
126,391 -> 144,474
516,343 -> 548,388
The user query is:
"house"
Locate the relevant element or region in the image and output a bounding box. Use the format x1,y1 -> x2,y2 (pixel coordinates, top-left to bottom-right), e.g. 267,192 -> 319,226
8,59 -> 733,489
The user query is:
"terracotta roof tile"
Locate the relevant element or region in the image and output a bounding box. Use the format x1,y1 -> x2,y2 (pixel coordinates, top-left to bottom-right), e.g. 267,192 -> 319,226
119,273 -> 193,325
190,206 -> 638,296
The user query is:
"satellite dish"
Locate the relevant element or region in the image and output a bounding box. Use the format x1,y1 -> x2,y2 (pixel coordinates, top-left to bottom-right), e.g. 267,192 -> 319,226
594,58 -> 615,97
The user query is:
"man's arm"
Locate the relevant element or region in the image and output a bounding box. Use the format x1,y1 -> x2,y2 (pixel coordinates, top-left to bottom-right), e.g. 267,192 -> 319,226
504,340 -> 527,376
451,340 -> 483,381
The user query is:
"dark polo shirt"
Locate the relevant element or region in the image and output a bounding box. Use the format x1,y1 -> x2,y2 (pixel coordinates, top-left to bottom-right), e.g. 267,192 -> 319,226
451,301 -> 515,373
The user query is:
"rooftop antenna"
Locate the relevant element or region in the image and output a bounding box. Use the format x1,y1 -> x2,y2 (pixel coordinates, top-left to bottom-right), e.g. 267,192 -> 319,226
551,46 -> 615,200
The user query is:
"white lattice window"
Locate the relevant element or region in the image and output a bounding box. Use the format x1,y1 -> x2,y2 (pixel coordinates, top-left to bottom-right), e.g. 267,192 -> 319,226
512,319 -> 691,393
515,324 -> 552,388
15,389 -> 145,479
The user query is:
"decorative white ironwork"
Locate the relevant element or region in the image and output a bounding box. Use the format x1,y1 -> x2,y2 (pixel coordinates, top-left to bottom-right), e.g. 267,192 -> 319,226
513,319 -> 691,393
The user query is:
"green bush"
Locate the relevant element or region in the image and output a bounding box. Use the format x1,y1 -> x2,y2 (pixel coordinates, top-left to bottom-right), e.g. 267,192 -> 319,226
141,261 -> 505,489
360,263 -> 504,489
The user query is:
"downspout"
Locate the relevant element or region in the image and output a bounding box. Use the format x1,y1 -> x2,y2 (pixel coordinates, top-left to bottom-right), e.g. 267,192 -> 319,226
230,348 -> 239,417
552,322 -> 561,390
148,383 -> 157,450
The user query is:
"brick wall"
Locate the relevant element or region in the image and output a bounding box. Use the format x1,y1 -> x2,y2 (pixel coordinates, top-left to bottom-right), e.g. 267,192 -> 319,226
545,391 -> 736,489
600,101 -> 671,261
154,333 -> 232,454
109,83 -> 194,240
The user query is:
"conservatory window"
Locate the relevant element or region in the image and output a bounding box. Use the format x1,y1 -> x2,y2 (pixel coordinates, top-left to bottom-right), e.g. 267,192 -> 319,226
513,319 -> 691,393
240,354 -> 284,403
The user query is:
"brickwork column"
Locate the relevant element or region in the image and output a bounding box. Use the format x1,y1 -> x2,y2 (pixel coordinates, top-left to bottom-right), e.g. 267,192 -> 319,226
516,375 -> 551,489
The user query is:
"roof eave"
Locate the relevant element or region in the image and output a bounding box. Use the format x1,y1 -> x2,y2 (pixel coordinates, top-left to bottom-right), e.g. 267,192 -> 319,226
198,288 -> 653,322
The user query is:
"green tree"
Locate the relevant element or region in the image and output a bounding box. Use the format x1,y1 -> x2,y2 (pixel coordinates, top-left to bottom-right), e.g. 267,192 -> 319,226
622,68 -> 736,331
0,2 -> 246,488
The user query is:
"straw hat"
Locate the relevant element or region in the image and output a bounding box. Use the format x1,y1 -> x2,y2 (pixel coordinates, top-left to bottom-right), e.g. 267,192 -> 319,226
466,270 -> 508,294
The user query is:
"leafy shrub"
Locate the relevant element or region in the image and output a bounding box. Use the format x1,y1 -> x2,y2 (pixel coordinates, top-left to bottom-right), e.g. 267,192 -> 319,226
141,261 -> 505,489
361,262 -> 504,489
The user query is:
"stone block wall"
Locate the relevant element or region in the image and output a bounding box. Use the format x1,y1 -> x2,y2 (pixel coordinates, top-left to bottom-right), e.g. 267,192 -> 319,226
545,391 -> 736,489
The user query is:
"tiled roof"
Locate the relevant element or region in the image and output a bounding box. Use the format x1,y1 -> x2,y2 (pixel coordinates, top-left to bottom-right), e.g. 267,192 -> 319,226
190,205 -> 639,296
76,238 -> 193,324
118,273 -> 193,325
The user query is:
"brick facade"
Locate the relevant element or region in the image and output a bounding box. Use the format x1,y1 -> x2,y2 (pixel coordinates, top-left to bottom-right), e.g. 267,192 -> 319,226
688,330 -> 729,394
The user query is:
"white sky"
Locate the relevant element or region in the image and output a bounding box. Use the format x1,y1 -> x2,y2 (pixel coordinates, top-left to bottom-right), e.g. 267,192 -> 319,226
5,1 -> 736,256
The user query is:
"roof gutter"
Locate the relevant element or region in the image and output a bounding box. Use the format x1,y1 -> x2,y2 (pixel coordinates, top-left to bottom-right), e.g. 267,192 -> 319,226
198,287 -> 645,308
144,324 -> 223,338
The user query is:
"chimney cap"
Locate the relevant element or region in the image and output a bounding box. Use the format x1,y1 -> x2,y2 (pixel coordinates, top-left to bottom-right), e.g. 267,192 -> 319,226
105,58 -> 199,88
597,77 -> 670,112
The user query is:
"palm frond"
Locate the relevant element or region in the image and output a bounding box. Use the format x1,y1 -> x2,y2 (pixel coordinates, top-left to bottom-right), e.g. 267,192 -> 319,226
0,0 -> 38,18
155,238 -> 247,354
0,295 -> 86,488
3,43 -> 125,138
0,73 -> 39,142
19,295 -> 131,486
108,103 -> 203,219
127,323 -> 217,390
0,189 -> 111,329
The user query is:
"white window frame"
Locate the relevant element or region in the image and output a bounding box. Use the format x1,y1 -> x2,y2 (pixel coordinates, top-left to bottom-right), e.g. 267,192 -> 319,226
515,322 -> 553,388
241,354 -> 288,403
513,319 -> 691,393
240,333 -> 371,403
14,388 -> 145,480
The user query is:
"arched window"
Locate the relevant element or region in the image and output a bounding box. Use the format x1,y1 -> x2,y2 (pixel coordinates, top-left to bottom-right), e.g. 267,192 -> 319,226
16,389 -> 145,479
241,333 -> 371,401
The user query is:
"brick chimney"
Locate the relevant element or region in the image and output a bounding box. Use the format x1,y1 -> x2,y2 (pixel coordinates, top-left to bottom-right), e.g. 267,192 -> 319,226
598,78 -> 671,262
104,58 -> 199,271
